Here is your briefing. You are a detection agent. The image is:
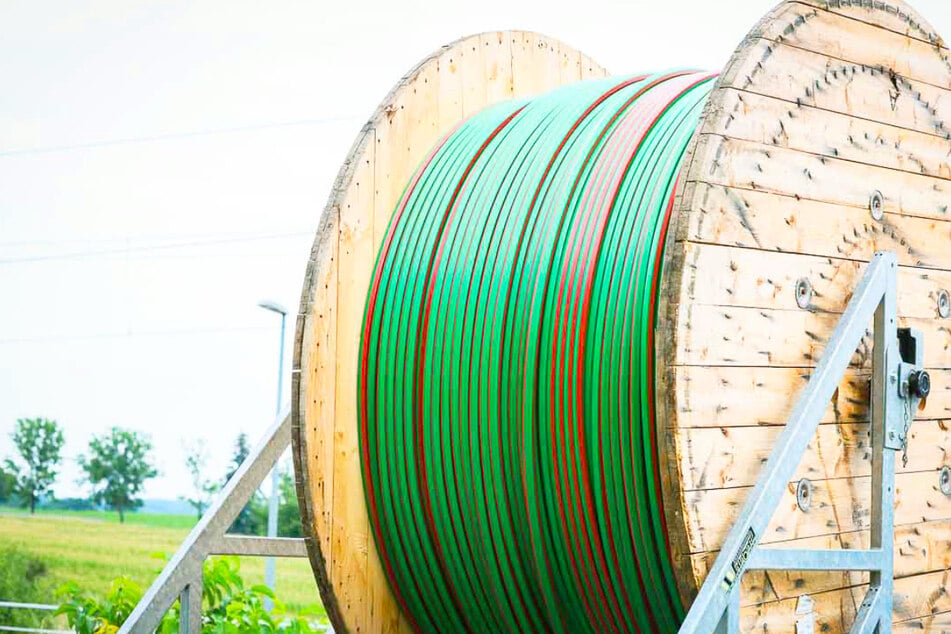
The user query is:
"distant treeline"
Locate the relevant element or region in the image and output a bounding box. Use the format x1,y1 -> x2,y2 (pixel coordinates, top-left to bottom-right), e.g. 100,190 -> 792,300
2,419 -> 303,536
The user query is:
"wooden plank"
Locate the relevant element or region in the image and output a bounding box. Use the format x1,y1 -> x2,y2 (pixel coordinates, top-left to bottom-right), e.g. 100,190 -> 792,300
894,611 -> 951,633
366,534 -> 404,634
737,568 -> 951,632
717,39 -> 951,139
672,365 -> 951,429
672,365 -> 868,429
740,581 -> 857,633
692,519 -> 951,604
680,182 -> 951,271
411,61 -> 442,160
293,227 -> 343,627
537,34 -> 565,93
510,33 -> 549,98
795,0 -> 948,51
579,52 -> 605,80
481,32 -> 514,104
674,303 -> 951,368
681,242 -> 951,318
304,235 -> 340,587
374,59 -> 440,247
875,568 -> 951,626
677,419 -> 951,490
460,35 -> 486,118
693,134 -> 951,223
437,45 -> 464,131
558,39 -> 581,83
371,86 -> 403,251
683,470 -> 951,554
755,2 -> 951,91
710,88 -> 951,179
331,135 -> 376,634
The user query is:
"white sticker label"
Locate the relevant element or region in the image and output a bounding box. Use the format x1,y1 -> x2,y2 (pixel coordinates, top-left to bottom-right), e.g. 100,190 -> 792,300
796,594 -> 815,634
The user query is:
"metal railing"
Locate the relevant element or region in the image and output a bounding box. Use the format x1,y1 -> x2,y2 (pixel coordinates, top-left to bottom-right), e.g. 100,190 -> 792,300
0,602 -> 70,634
119,408 -> 312,634
679,252 -> 929,633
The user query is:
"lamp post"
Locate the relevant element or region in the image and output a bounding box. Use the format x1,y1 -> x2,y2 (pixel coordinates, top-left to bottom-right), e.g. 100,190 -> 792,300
258,299 -> 287,607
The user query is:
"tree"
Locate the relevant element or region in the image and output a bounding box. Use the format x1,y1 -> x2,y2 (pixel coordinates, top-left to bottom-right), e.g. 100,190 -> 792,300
277,466 -> 303,538
0,464 -> 16,505
4,418 -> 65,513
225,433 -> 264,535
180,441 -> 217,519
79,428 -> 157,523
225,432 -> 250,482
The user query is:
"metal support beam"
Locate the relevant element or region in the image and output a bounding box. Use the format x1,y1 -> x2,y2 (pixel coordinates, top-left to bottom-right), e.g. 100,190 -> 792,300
178,577 -> 202,634
119,408 -> 308,634
211,535 -> 308,557
678,252 -> 927,633
746,548 -> 887,571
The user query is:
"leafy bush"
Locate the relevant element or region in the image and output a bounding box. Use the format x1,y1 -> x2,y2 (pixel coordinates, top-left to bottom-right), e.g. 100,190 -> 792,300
56,556 -> 324,633
56,576 -> 146,634
0,546 -> 55,629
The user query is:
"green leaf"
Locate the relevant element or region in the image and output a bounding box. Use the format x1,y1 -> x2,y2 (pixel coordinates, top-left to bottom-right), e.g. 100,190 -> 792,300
249,584 -> 275,598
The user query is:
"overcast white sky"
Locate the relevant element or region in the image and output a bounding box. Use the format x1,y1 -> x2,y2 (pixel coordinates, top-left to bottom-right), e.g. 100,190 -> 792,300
2,0 -> 950,502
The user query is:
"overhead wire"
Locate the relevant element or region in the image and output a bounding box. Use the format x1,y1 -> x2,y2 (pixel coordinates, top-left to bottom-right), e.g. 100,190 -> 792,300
0,115 -> 359,158
0,230 -> 313,264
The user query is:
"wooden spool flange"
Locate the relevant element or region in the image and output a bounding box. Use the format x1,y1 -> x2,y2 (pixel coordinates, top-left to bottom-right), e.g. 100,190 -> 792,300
290,32 -> 608,634
293,4 -> 951,633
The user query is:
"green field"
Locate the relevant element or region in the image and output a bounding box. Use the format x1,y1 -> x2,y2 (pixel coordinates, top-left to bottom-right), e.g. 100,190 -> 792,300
0,510 -> 326,622
1,507 -> 198,528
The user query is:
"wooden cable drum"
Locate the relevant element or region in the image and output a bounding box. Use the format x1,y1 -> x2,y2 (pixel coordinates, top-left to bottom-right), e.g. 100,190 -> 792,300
291,3 -> 951,632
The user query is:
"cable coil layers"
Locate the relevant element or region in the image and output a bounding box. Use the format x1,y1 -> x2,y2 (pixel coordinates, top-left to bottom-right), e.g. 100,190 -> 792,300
359,70 -> 716,633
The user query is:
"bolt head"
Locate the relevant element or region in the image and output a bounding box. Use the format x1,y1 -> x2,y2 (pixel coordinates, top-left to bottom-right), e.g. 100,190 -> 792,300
869,190 -> 885,220
795,278 -> 812,309
796,478 -> 813,512
910,370 -> 931,399
940,466 -> 951,496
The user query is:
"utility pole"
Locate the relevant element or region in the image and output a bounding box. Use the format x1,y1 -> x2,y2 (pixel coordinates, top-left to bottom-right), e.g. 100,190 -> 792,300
258,300 -> 287,609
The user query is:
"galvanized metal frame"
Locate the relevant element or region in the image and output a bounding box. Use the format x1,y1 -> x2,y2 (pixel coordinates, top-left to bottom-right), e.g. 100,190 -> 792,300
118,409 -> 308,634
681,251 -> 923,634
0,603 -> 70,634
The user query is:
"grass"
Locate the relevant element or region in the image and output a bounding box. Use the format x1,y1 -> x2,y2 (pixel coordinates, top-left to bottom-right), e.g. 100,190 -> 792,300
0,506 -> 197,528
0,510 -> 326,619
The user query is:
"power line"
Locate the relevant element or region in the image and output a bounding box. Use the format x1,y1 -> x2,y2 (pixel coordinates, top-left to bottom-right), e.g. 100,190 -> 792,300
0,324 -> 280,345
0,115 -> 360,158
0,230 -> 313,264
0,227 -> 316,248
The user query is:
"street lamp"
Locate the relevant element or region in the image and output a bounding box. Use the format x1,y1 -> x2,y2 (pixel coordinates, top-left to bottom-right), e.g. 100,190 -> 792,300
258,299 -> 287,607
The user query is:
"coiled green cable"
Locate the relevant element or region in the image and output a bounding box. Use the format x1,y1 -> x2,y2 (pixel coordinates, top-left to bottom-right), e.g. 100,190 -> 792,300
359,71 -> 715,633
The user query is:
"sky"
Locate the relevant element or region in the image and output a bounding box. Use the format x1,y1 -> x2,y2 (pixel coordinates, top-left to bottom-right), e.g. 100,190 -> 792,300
2,0 -> 950,502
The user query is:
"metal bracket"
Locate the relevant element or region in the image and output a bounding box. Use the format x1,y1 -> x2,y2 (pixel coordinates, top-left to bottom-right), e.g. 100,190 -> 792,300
117,409 -> 309,634
678,252 -> 928,634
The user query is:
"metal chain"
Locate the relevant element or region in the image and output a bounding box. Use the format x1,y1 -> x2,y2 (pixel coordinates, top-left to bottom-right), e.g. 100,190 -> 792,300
901,397 -> 912,468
